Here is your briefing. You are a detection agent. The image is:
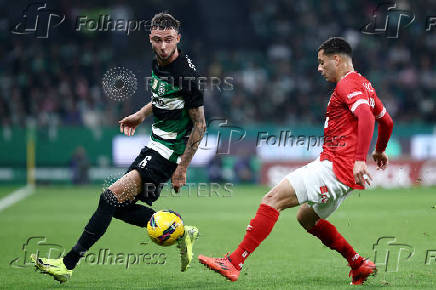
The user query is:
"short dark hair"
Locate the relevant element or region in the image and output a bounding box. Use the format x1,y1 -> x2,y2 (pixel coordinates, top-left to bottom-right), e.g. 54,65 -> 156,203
318,37 -> 352,57
151,12 -> 180,32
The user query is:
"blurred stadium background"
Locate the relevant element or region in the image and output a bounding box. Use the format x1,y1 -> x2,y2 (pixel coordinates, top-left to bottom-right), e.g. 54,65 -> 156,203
0,0 -> 435,188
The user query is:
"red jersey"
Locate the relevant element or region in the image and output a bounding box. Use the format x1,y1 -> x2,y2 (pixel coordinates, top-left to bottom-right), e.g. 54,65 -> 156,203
320,71 -> 386,189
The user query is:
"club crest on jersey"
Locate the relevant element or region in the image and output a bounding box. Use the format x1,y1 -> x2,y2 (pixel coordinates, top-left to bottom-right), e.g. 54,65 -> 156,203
319,185 -> 330,203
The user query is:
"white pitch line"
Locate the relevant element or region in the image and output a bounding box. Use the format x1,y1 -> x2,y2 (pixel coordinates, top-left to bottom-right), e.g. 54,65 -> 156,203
0,186 -> 34,213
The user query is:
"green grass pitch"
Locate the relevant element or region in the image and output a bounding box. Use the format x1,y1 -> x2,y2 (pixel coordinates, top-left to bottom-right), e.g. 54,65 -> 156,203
0,185 -> 435,289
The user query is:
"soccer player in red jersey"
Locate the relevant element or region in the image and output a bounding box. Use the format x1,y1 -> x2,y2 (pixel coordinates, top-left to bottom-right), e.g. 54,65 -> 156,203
198,37 -> 394,285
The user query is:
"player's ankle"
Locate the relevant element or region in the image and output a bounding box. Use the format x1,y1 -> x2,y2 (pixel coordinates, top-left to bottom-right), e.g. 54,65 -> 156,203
227,254 -> 242,270
348,254 -> 364,270
63,246 -> 84,270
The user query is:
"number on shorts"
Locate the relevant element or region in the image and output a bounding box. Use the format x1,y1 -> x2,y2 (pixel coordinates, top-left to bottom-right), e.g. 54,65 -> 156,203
138,156 -> 152,168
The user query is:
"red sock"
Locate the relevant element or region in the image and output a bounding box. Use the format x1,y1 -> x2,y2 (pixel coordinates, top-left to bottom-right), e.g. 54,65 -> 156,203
308,219 -> 363,269
228,203 -> 279,270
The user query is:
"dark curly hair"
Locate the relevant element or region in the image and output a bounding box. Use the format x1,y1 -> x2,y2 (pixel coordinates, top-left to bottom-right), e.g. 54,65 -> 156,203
318,37 -> 352,57
151,12 -> 181,32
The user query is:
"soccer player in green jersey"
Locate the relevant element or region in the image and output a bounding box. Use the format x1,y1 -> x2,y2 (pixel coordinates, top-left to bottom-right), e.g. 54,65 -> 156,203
32,12 -> 206,283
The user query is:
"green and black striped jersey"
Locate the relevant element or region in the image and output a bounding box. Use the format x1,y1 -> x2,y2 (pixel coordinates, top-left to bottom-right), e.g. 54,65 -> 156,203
147,50 -> 204,164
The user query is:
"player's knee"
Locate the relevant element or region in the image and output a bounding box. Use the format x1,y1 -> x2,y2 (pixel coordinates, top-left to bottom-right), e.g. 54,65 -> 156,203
296,206 -> 320,231
262,184 -> 299,211
261,188 -> 284,211
296,207 -> 306,224
101,189 -> 132,208
261,189 -> 275,207
296,211 -> 303,224
296,211 -> 310,230
108,170 -> 142,202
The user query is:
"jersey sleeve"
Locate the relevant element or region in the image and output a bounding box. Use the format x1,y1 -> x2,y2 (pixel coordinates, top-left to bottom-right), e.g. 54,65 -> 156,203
180,56 -> 204,109
182,76 -> 204,109
372,94 -> 386,120
336,79 -> 370,114
337,78 -> 377,161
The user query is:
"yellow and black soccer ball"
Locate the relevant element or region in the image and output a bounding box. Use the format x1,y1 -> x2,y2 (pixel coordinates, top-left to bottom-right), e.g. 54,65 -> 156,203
147,210 -> 184,246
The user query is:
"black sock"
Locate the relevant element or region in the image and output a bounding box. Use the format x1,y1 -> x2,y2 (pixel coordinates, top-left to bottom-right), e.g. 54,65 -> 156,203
113,204 -> 155,228
63,247 -> 83,270
63,190 -> 118,270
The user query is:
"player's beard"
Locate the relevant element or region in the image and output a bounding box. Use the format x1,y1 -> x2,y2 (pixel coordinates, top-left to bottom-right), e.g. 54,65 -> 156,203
153,47 -> 176,64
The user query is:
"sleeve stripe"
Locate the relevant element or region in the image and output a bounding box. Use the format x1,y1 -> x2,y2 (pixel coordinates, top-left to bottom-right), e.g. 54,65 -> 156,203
350,99 -> 369,112
375,107 -> 386,119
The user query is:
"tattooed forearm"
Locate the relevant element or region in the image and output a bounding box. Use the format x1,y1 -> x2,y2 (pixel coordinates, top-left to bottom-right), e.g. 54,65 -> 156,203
179,106 -> 206,169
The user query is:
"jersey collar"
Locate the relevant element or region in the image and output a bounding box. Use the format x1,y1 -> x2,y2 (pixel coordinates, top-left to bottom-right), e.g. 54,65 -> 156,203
341,70 -> 356,80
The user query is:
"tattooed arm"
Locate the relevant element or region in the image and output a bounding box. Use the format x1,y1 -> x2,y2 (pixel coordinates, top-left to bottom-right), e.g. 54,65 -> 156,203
171,106 -> 206,192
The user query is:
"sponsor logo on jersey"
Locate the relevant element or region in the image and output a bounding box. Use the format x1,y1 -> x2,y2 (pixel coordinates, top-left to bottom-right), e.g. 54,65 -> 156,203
363,82 -> 375,93
347,91 -> 363,99
151,93 -> 165,107
185,55 -> 196,71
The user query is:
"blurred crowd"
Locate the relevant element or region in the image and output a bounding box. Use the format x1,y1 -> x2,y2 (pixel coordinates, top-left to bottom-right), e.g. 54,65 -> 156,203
205,0 -> 436,125
0,39 -> 119,128
1,0 -> 435,129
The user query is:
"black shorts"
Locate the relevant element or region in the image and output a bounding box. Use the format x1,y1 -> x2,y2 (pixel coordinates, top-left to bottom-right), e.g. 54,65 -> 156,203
126,146 -> 178,206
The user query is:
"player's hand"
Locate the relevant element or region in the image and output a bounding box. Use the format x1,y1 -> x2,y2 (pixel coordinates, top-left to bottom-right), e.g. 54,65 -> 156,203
171,166 -> 187,193
353,161 -> 372,186
372,150 -> 388,170
119,113 -> 144,136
